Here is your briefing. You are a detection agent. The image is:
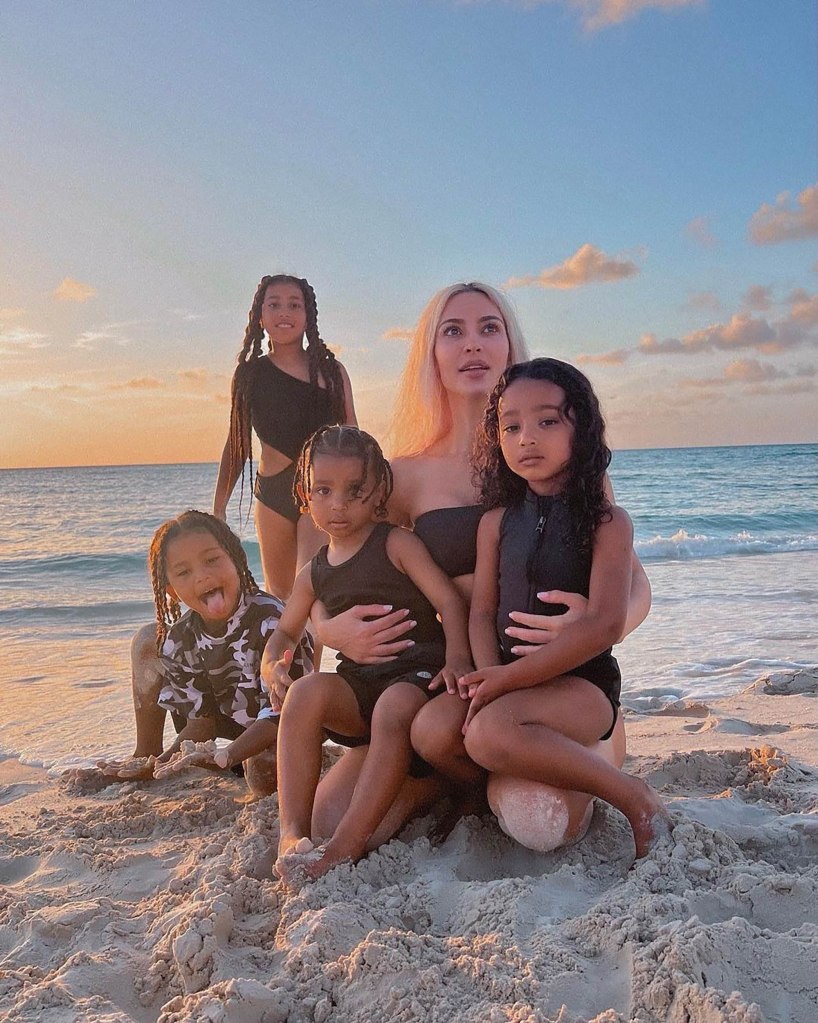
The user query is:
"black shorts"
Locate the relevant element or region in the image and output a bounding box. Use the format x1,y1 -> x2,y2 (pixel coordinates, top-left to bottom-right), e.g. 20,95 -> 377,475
325,644 -> 445,778
254,463 -> 299,523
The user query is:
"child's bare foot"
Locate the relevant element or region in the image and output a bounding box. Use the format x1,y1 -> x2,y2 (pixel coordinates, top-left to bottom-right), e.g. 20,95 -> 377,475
275,837 -> 321,887
303,839 -> 363,881
627,784 -> 673,858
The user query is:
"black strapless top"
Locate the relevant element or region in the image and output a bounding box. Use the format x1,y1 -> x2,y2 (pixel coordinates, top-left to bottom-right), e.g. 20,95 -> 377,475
250,357 -> 337,461
413,505 -> 485,578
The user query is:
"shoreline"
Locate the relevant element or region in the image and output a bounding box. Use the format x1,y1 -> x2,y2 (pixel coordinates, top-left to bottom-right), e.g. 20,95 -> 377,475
1,668 -> 817,1022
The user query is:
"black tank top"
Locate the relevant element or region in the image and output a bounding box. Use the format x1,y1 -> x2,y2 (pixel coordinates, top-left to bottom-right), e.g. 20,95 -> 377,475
250,357 -> 337,461
497,491 -> 620,698
311,523 -> 444,668
413,505 -> 484,578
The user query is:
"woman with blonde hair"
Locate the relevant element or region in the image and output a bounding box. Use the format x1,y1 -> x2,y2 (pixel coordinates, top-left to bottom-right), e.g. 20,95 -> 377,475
311,281 -> 650,854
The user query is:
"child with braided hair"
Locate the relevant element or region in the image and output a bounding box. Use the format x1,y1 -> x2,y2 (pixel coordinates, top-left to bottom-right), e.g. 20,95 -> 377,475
223,426 -> 471,883
213,275 -> 357,600
96,511 -> 312,792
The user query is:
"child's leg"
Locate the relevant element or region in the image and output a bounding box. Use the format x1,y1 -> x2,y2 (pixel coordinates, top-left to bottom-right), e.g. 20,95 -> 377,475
308,682 -> 430,877
411,692 -> 482,788
463,676 -> 669,858
312,746 -> 441,851
130,623 -> 166,757
276,671 -> 367,862
254,501 -> 297,601
219,717 -> 279,770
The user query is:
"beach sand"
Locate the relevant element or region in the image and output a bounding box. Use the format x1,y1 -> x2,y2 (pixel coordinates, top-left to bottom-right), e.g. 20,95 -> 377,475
1,669 -> 816,1023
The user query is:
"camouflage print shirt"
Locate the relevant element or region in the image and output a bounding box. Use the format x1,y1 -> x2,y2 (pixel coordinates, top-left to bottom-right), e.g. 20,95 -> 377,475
157,591 -> 312,728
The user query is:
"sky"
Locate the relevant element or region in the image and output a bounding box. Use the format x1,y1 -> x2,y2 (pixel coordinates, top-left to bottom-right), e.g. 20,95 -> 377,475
1,0 -> 816,468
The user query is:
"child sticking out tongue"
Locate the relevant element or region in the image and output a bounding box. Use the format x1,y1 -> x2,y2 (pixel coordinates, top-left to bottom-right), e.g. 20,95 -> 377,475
202,588 -> 228,620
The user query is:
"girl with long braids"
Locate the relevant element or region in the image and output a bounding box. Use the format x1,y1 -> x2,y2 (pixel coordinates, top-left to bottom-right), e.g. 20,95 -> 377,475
213,274 -> 357,599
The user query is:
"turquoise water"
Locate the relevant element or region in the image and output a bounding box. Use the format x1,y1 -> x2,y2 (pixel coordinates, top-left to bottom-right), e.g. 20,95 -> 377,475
0,444 -> 815,768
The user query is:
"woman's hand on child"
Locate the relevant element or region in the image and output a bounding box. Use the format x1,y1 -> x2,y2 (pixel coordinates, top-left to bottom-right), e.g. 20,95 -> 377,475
505,591 -> 589,655
429,657 -> 474,695
460,666 -> 518,732
315,604 -> 416,664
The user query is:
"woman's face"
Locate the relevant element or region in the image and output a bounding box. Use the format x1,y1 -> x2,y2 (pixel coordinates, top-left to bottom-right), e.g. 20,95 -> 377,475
433,290 -> 511,398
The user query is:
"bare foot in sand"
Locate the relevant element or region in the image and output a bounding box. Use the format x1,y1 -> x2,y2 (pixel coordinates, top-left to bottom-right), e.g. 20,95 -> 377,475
95,756 -> 158,781
275,837 -> 322,887
627,782 -> 673,858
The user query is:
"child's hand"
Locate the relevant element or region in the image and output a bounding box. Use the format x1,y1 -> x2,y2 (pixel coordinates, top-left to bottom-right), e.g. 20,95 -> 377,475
460,665 -> 517,732
267,650 -> 295,711
428,657 -> 474,695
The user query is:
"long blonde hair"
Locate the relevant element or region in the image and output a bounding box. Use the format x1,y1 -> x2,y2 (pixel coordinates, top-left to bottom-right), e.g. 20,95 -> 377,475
388,282 -> 529,458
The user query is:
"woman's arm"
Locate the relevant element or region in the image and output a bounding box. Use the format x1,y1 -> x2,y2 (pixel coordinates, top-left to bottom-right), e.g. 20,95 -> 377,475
462,507 -> 634,725
469,510 -> 503,670
261,566 -> 315,707
310,600 -> 416,663
338,362 -> 358,426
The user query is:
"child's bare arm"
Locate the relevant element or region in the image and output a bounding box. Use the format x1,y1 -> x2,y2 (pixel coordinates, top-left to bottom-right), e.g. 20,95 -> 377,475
462,507 -> 634,728
469,510 -> 503,671
386,528 -> 472,691
159,715 -> 217,761
261,566 -> 315,709
338,362 -> 359,426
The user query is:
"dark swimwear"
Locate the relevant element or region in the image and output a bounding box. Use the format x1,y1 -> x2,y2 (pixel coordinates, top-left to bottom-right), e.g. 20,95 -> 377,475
249,357 -> 339,520
413,505 -> 484,578
497,491 -> 621,741
312,522 -> 445,776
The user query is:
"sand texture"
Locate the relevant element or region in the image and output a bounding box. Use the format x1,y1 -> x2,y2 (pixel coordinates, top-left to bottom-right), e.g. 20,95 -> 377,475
1,669 -> 816,1023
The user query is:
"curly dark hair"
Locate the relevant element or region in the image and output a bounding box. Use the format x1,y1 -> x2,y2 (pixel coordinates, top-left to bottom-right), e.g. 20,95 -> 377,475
227,275 -> 346,514
148,510 -> 259,651
473,358 -> 612,549
294,425 -> 393,519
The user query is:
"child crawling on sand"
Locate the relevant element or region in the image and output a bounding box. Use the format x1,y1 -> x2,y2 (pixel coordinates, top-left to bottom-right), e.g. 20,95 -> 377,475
222,426 -> 472,882
95,510 -> 311,794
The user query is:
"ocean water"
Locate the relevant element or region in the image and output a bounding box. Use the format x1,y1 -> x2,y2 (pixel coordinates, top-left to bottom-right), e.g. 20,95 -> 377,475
0,444 -> 815,770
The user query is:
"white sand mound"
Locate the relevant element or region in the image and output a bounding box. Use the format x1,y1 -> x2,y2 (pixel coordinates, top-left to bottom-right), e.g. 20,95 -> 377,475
1,670 -> 817,1022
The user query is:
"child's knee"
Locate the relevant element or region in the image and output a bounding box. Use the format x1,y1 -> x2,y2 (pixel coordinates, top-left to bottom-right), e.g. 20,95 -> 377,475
282,672 -> 335,716
411,705 -> 465,763
463,709 -> 507,770
371,683 -> 427,733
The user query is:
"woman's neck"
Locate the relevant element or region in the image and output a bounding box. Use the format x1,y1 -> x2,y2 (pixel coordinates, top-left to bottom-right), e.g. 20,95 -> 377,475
429,392 -> 485,456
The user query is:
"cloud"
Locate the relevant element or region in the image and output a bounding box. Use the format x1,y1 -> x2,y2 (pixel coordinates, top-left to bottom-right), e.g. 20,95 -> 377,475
576,348 -> 630,365
742,285 -> 773,312
787,290 -> 818,326
684,215 -> 718,249
53,277 -> 97,303
457,0 -> 703,31
108,377 -> 165,391
749,183 -> 818,244
682,358 -> 815,390
0,328 -> 50,355
382,327 -> 414,341
0,307 -> 25,322
638,311 -> 815,357
72,329 -> 128,351
687,291 -> 721,312
747,379 -> 815,397
504,243 -> 640,290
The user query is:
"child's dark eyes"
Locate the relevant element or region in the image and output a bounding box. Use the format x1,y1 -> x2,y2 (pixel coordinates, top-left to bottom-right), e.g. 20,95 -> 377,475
312,486 -> 331,497
501,423 -> 519,434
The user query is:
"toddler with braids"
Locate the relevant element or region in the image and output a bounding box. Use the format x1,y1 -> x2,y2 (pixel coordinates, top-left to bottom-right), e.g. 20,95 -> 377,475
225,426 -> 471,884
213,275 -> 357,600
107,511 -> 312,792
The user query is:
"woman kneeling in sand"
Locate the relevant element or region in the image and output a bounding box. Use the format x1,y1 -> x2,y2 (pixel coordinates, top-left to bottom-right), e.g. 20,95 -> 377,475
311,282 -> 652,858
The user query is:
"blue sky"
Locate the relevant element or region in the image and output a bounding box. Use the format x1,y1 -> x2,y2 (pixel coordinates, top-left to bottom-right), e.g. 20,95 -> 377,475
1,0 -> 816,466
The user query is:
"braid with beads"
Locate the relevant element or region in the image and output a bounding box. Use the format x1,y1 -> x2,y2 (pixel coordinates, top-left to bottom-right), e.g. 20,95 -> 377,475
148,510 -> 259,652
294,426 -> 393,518
227,275 -> 346,517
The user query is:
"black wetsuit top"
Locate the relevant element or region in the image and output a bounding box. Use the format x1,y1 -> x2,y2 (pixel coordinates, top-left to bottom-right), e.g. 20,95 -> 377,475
250,357 -> 336,460
413,505 -> 485,578
311,523 -> 444,673
497,491 -> 620,701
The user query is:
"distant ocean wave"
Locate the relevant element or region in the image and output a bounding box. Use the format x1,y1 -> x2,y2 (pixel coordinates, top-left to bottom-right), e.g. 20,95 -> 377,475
0,599 -> 154,627
635,529 -> 818,561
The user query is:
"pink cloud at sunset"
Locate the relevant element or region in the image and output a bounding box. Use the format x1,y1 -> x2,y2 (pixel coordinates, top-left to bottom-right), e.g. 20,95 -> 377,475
53,277 -> 97,303
684,215 -> 718,249
749,183 -> 818,245
504,244 -> 640,291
